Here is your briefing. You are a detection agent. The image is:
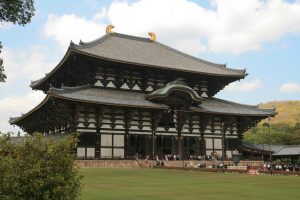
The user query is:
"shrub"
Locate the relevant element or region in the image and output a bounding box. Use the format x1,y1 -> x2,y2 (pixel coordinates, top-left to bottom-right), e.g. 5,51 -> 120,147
0,133 -> 81,200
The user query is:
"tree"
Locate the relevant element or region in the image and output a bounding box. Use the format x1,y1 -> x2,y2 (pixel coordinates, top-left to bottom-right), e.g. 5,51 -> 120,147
291,123 -> 300,145
0,42 -> 7,82
0,133 -> 81,200
0,0 -> 35,82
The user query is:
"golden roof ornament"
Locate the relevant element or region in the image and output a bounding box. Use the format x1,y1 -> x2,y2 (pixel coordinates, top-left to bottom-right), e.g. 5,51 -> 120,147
106,24 -> 114,34
148,32 -> 156,41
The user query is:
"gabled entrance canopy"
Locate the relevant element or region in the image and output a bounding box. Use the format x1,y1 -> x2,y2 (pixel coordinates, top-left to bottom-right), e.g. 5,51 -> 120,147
146,79 -> 203,108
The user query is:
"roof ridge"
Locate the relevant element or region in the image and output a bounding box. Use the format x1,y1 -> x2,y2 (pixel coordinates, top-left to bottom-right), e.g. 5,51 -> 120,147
73,32 -> 153,49
72,34 -> 112,49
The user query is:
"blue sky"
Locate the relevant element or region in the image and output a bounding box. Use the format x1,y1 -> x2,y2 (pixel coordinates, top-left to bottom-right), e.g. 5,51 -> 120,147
0,0 -> 300,133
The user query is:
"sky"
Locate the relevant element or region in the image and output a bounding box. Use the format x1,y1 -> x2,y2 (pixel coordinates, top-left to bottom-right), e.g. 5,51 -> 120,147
0,0 -> 299,134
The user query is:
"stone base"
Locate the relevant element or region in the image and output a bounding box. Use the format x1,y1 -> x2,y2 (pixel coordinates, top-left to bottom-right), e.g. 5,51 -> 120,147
75,160 -> 140,168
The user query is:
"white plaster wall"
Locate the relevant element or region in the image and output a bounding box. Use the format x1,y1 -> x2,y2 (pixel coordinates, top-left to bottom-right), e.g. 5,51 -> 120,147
101,135 -> 112,146
77,147 -> 85,158
206,138 -> 213,149
214,138 -> 222,149
86,148 -> 95,158
113,149 -> 124,157
101,148 -> 112,158
113,135 -> 124,147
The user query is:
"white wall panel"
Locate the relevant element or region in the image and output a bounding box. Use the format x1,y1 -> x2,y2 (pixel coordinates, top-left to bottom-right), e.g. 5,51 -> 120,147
101,148 -> 112,158
101,134 -> 112,146
113,135 -> 124,147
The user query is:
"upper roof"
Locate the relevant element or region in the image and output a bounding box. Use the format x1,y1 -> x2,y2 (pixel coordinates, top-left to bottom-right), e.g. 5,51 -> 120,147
72,32 -> 246,77
31,32 -> 246,89
10,86 -> 275,125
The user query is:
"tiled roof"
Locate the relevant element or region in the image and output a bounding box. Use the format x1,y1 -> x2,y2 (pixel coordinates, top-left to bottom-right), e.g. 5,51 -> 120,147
73,33 -> 246,77
273,146 -> 300,156
192,98 -> 276,116
49,86 -> 168,109
10,86 -> 274,124
242,142 -> 283,153
51,86 -> 274,116
30,32 -> 246,89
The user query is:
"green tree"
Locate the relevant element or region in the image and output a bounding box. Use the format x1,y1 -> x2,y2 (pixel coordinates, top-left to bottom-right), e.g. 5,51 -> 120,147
0,42 -> 7,82
0,133 -> 81,200
0,0 -> 35,82
291,123 -> 300,145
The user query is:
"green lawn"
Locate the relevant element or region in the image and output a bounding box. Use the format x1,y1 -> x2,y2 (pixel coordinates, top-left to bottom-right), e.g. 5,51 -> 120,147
80,168 -> 300,200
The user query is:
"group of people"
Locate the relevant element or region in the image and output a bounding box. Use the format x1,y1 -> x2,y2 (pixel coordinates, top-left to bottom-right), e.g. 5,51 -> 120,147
260,163 -> 300,171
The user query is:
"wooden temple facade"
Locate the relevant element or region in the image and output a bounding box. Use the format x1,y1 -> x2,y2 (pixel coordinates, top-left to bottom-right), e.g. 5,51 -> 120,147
10,26 -> 275,160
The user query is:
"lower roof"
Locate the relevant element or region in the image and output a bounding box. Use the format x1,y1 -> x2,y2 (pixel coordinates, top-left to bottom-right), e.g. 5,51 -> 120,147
242,142 -> 300,156
273,146 -> 300,156
242,142 -> 283,153
10,86 -> 275,124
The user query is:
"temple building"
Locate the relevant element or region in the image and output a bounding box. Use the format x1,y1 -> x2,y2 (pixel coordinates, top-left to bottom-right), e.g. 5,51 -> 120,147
10,26 -> 275,160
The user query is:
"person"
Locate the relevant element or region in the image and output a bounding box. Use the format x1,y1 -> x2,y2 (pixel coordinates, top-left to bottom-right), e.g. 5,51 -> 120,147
156,155 -> 160,166
135,152 -> 139,160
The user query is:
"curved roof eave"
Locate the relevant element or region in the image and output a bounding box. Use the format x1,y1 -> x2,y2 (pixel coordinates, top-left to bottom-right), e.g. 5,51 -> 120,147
30,47 -> 73,89
9,95 -> 51,124
72,48 -> 246,78
73,32 -> 246,76
190,97 -> 276,117
31,48 -> 246,90
10,91 -> 169,125
75,33 -> 243,72
49,92 -> 169,110
31,33 -> 247,89
190,107 -> 276,117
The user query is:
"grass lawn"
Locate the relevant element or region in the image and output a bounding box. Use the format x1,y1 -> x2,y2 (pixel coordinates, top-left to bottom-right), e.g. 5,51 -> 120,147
80,168 -> 300,200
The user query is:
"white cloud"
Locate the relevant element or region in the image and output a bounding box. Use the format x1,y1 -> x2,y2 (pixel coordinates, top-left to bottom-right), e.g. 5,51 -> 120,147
280,83 -> 300,93
2,46 -> 58,83
0,91 -> 45,134
0,22 -> 13,30
44,14 -> 105,51
225,79 -> 262,92
43,0 -> 300,55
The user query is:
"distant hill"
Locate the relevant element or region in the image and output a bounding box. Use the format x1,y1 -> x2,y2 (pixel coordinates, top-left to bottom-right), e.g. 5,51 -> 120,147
243,100 -> 300,145
259,100 -> 300,125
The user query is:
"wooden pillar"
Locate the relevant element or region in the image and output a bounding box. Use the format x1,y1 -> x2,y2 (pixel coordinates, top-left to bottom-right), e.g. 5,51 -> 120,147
95,127 -> 101,159
172,137 -> 177,155
176,111 -> 185,159
134,135 -> 137,155
199,117 -> 207,156
177,131 -> 182,158
151,111 -> 163,159
161,136 -> 164,155
195,136 -> 200,155
152,129 -> 155,160
125,110 -> 135,159
96,107 -> 104,159
145,135 -> 151,157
